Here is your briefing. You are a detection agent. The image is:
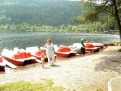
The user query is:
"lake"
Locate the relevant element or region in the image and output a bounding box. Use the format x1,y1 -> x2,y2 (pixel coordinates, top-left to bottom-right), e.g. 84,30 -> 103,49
0,32 -> 120,53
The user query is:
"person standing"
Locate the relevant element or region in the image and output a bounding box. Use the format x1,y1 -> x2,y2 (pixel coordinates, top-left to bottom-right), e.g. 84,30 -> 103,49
40,49 -> 46,68
44,38 -> 55,66
80,38 -> 86,54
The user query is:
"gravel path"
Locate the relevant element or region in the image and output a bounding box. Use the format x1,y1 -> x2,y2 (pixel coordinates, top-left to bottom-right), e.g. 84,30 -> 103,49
0,46 -> 121,90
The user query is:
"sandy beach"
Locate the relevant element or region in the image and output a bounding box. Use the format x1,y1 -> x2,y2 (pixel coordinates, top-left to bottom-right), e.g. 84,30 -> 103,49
0,46 -> 121,91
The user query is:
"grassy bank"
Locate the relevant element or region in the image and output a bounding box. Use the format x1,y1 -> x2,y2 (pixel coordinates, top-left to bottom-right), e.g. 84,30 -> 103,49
0,79 -> 64,91
0,79 -> 106,91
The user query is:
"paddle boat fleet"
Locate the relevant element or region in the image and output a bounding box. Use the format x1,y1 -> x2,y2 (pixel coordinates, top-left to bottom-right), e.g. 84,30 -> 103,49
0,42 -> 108,72
69,42 -> 108,53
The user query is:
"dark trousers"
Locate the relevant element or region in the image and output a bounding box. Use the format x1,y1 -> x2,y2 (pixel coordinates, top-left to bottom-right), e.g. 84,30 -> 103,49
81,47 -> 85,54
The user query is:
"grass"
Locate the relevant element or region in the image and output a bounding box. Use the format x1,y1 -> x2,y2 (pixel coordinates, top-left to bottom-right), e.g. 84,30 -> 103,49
0,79 -> 108,91
0,78 -> 64,91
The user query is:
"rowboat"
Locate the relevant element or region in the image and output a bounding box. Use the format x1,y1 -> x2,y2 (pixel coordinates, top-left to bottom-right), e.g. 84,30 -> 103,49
1,48 -> 39,66
55,46 -> 77,58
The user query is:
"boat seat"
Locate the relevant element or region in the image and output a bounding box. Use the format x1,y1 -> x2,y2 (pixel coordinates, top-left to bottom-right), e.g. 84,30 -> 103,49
26,46 -> 39,55
1,49 -> 8,56
72,43 -> 82,49
1,49 -> 14,58
13,47 -> 19,54
54,45 -> 58,52
19,49 -> 25,52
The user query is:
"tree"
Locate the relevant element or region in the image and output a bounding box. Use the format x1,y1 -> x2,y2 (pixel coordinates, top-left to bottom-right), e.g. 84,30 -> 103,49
75,0 -> 121,43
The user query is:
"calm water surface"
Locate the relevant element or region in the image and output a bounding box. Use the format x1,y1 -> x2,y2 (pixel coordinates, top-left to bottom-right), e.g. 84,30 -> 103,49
0,32 -> 120,53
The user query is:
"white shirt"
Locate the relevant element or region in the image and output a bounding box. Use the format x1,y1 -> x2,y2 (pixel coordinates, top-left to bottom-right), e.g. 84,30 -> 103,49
46,43 -> 54,55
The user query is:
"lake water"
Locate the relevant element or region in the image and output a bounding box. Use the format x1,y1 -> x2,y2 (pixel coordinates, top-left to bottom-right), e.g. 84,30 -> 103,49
0,32 -> 120,53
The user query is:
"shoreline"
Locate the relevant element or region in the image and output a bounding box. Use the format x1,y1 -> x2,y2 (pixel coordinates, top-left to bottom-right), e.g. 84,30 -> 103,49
0,46 -> 121,90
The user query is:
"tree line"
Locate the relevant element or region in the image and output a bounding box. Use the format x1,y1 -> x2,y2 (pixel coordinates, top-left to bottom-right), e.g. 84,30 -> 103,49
0,0 -> 118,33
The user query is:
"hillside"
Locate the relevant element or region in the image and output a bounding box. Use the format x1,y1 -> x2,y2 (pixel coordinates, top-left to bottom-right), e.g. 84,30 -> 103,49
0,0 -> 82,26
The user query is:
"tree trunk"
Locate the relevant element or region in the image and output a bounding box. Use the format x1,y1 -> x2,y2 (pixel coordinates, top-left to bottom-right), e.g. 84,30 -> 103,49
112,0 -> 121,45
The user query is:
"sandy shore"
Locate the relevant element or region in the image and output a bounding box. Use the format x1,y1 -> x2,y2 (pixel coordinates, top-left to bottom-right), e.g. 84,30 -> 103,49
0,46 -> 121,90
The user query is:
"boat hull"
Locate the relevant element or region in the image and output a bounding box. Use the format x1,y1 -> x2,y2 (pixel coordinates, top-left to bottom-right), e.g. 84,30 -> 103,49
2,56 -> 36,66
32,55 -> 41,60
2,56 -> 24,66
0,65 -> 5,71
85,48 -> 98,52
55,52 -> 70,58
85,43 -> 103,52
103,44 -> 109,48
55,51 -> 77,58
85,43 -> 104,49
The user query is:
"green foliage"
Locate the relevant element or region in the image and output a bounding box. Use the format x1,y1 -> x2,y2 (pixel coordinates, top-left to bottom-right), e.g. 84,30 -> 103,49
75,0 -> 121,30
108,41 -> 121,46
0,0 -> 119,33
0,0 -> 81,26
0,21 -> 118,33
0,79 -> 64,91
0,79 -> 108,91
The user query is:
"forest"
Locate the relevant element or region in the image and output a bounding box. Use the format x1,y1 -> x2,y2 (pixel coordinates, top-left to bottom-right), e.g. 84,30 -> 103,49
0,0 -> 118,33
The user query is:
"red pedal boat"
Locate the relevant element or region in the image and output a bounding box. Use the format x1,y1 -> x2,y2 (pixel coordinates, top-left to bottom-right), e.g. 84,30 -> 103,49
55,46 -> 77,58
1,48 -> 37,66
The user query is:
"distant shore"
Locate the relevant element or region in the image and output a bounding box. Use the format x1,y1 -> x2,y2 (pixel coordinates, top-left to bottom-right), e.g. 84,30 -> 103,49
0,46 -> 121,90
